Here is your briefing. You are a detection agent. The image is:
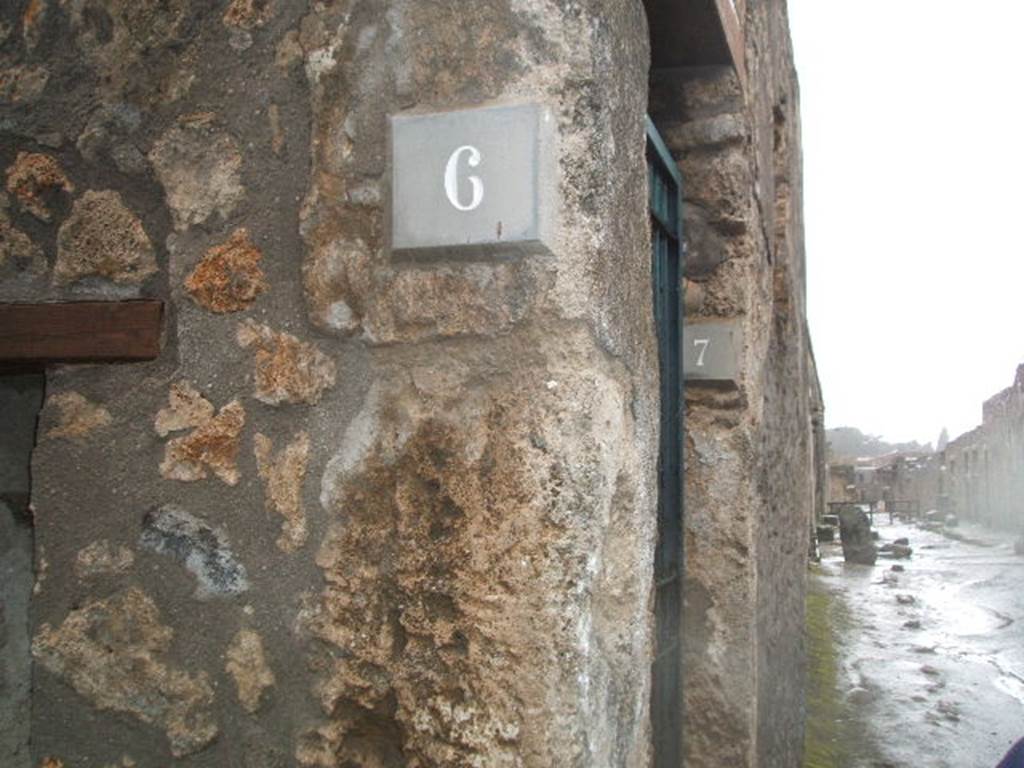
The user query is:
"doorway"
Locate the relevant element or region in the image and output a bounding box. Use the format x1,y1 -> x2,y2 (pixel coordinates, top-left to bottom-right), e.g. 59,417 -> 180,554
0,372 -> 44,766
647,117 -> 684,768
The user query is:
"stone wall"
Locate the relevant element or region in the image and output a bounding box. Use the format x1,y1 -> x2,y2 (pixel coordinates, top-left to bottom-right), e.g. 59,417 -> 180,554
648,1 -> 821,766
945,364 -> 1024,530
2,0 -> 822,765
3,1 -> 660,764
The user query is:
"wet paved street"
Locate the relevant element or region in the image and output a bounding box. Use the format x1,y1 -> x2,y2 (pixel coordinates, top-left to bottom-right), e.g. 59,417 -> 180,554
808,519 -> 1024,768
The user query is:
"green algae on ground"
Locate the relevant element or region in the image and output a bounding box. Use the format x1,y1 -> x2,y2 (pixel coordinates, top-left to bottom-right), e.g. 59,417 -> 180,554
803,566 -> 857,768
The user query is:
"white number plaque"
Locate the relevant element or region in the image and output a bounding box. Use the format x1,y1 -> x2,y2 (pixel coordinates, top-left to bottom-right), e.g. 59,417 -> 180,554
390,103 -> 557,258
683,321 -> 741,385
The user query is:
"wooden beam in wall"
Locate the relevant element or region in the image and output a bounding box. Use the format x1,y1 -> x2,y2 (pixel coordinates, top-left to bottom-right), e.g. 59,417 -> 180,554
0,301 -> 163,365
644,0 -> 746,82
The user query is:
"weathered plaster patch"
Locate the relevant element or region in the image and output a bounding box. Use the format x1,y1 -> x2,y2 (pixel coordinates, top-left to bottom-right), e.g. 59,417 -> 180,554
140,504 -> 249,598
149,115 -> 245,231
45,391 -> 112,440
236,321 -> 336,405
0,210 -> 45,277
185,228 -> 268,313
318,384 -> 385,512
54,190 -> 157,285
5,152 -> 73,222
254,431 -> 310,552
32,588 -> 217,756
156,384 -> 245,485
308,405 -> 536,765
225,628 -> 275,713
306,358 -> 633,766
73,539 -> 135,578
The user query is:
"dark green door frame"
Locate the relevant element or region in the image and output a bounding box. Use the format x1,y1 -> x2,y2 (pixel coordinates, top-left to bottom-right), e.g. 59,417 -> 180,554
646,115 -> 684,768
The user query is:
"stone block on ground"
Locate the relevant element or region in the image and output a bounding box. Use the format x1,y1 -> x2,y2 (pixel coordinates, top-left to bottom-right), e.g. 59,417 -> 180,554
838,506 -> 877,565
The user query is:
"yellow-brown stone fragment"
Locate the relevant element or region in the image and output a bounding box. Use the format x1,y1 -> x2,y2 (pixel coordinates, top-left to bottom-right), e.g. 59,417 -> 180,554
32,588 -> 217,757
149,116 -> 245,231
45,391 -> 112,440
156,382 -> 245,485
254,431 -> 310,552
184,228 -> 267,313
225,629 -> 275,713
160,399 -> 245,485
237,320 -> 336,405
5,151 -> 73,221
223,0 -> 274,28
154,380 -> 216,437
39,759 -> 64,768
54,190 -> 157,285
74,539 -> 135,578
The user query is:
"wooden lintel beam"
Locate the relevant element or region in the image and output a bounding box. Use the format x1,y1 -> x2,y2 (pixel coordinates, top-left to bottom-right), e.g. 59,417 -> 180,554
644,0 -> 746,86
0,300 -> 163,366
713,0 -> 746,88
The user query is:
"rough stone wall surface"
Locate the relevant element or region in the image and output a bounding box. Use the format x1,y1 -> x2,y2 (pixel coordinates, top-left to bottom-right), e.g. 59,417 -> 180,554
3,0 -> 659,765
649,1 -> 820,765
945,364 -> 1024,529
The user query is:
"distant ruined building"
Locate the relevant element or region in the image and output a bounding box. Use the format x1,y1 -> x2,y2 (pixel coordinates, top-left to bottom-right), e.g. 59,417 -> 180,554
943,364 -> 1024,530
0,1 -> 822,766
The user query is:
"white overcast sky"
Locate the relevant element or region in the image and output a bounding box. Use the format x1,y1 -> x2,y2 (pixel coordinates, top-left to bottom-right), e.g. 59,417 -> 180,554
787,1 -> 1024,446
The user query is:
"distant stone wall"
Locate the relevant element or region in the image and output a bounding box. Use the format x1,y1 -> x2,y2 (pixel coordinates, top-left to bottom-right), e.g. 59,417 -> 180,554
945,365 -> 1024,530
649,1 -> 822,765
